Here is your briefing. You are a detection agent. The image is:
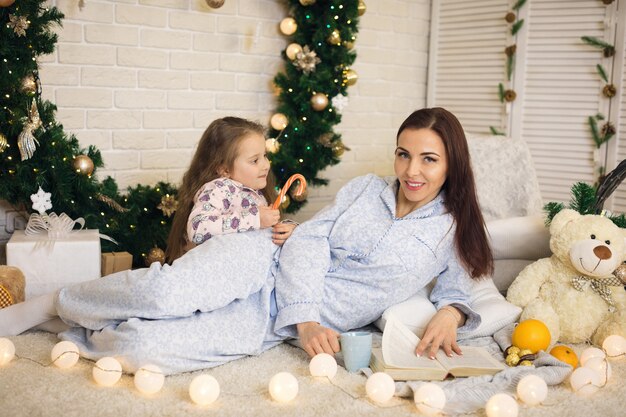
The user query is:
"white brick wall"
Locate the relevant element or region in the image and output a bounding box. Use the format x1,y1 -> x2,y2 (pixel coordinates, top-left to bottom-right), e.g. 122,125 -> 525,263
34,0 -> 430,225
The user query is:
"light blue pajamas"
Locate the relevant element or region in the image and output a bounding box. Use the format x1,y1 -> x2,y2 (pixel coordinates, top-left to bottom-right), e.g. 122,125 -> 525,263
56,174 -> 479,374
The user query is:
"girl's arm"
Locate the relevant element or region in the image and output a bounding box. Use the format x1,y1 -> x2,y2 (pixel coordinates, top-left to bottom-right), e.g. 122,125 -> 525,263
187,180 -> 269,245
271,220 -> 298,246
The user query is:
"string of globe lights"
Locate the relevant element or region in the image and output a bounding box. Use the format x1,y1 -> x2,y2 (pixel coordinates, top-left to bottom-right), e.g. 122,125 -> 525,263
1,334 -> 624,414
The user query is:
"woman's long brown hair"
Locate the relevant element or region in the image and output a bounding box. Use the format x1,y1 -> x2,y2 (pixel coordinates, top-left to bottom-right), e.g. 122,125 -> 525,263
397,108 -> 493,278
165,117 -> 276,264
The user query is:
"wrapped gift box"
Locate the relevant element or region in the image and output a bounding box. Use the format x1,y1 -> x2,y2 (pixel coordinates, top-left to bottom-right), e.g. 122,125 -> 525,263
6,229 -> 101,299
101,251 -> 133,276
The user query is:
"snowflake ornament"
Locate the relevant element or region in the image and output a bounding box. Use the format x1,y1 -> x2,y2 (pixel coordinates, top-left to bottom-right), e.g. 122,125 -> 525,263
331,94 -> 349,112
31,186 -> 52,214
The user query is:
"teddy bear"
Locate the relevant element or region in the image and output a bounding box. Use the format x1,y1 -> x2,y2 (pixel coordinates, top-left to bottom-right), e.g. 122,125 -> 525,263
0,265 -> 25,308
506,209 -> 626,347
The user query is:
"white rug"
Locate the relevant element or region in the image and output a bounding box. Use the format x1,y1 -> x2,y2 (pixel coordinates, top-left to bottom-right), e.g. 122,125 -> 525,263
0,331 -> 624,417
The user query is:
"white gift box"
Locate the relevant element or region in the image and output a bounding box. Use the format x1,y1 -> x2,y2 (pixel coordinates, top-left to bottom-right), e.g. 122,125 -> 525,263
6,229 -> 101,299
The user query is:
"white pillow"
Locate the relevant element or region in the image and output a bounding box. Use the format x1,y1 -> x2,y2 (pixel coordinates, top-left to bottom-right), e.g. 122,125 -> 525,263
374,278 -> 521,339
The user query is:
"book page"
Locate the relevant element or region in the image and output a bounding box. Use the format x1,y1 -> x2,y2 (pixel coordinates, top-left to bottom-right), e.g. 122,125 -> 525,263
435,346 -> 504,371
382,314 -> 445,371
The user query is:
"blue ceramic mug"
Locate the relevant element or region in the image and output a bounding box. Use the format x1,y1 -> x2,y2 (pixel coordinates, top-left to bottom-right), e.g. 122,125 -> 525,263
340,331 -> 372,372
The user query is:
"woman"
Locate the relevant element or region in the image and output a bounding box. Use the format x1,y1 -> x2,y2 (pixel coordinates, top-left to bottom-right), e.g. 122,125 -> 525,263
0,108 -> 492,373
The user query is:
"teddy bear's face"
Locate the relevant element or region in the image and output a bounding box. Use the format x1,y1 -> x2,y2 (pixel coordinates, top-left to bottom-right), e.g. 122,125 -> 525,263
550,211 -> 626,278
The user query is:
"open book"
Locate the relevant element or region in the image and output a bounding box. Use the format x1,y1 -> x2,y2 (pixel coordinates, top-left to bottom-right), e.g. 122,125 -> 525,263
370,315 -> 505,381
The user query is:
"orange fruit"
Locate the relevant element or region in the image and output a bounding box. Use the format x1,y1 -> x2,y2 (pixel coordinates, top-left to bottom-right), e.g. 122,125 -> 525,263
549,345 -> 578,368
511,319 -> 551,353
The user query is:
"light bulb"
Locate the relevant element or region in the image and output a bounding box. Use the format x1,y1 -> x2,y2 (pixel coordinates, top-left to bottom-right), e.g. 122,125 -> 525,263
51,341 -> 80,369
602,334 -> 626,357
134,364 -> 165,395
516,374 -> 547,405
93,356 -> 123,386
485,393 -> 518,417
414,382 -> 446,416
189,374 -> 220,406
0,338 -> 15,366
365,372 -> 395,404
309,353 -> 338,380
268,372 -> 298,402
583,357 -> 612,386
579,347 -> 606,366
279,17 -> 297,35
569,367 -> 601,396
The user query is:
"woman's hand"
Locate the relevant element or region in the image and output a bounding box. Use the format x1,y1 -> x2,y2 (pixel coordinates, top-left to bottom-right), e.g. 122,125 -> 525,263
272,222 -> 297,246
415,306 -> 465,359
259,206 -> 280,229
296,321 -> 340,358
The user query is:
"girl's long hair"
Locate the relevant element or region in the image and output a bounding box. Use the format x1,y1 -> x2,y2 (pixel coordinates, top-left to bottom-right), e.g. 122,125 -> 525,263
397,108 -> 493,278
165,117 -> 276,264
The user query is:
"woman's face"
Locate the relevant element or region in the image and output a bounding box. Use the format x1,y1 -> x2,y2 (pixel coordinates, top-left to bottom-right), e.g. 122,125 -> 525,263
394,128 -> 448,213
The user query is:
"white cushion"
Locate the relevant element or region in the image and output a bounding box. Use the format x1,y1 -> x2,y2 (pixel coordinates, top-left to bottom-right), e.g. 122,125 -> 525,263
487,215 -> 551,261
374,278 -> 521,339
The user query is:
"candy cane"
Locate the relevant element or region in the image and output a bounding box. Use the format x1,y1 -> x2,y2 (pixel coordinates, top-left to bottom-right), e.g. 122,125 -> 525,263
273,174 -> 307,209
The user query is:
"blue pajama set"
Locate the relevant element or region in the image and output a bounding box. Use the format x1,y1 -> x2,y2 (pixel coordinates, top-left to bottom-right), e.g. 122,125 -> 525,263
56,174 -> 479,374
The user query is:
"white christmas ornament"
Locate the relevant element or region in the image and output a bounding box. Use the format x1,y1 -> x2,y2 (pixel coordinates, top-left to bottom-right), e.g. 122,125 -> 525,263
365,372 -> 395,404
30,186 -> 52,214
331,94 -> 349,112
0,338 -> 16,366
569,367 -> 601,396
309,353 -> 338,379
516,374 -> 548,406
583,357 -> 612,386
93,357 -> 123,386
485,393 -> 518,417
268,372 -> 298,402
51,341 -> 80,369
414,383 -> 446,416
286,43 -> 303,60
279,17 -> 297,35
189,374 -> 220,406
602,334 -> 626,357
134,364 -> 165,395
580,347 -> 606,366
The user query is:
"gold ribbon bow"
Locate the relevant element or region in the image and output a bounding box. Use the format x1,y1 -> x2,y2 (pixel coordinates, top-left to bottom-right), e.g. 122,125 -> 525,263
571,275 -> 623,312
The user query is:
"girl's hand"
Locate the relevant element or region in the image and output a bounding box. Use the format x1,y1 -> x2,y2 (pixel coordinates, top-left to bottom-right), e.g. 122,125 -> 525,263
259,206 -> 280,229
296,321 -> 341,358
415,306 -> 464,359
272,222 -> 297,246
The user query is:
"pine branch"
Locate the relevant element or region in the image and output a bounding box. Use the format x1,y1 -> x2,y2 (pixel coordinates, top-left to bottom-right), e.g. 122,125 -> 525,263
568,182 -> 596,215
543,202 -> 565,226
506,55 -> 514,81
596,64 -> 609,83
489,126 -> 505,136
511,19 -> 524,36
588,115 -> 602,148
498,82 -> 505,103
512,0 -> 527,11
581,36 -> 613,50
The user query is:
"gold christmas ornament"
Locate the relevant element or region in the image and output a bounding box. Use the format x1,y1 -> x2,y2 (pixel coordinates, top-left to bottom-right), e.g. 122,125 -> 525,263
603,84 -> 617,98
279,17 -> 297,36
157,194 -> 178,217
205,0 -> 225,8
343,69 -> 358,86
73,155 -> 94,176
332,141 -> 346,157
17,102 -> 42,161
270,113 -> 288,130
285,43 -> 303,60
0,0 -> 16,7
310,93 -> 329,111
265,138 -> 280,154
145,247 -> 166,266
343,40 -> 355,50
279,194 -> 291,211
290,185 -> 308,202
299,0 -> 316,5
0,133 -> 7,153
317,132 -> 334,147
358,0 -> 367,16
505,12 -> 516,23
21,74 -> 37,94
504,89 -> 517,102
614,264 -> 626,284
327,29 -> 342,46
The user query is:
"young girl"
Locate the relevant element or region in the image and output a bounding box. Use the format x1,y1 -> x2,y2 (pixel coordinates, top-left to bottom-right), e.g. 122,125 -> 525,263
165,117 -> 297,264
